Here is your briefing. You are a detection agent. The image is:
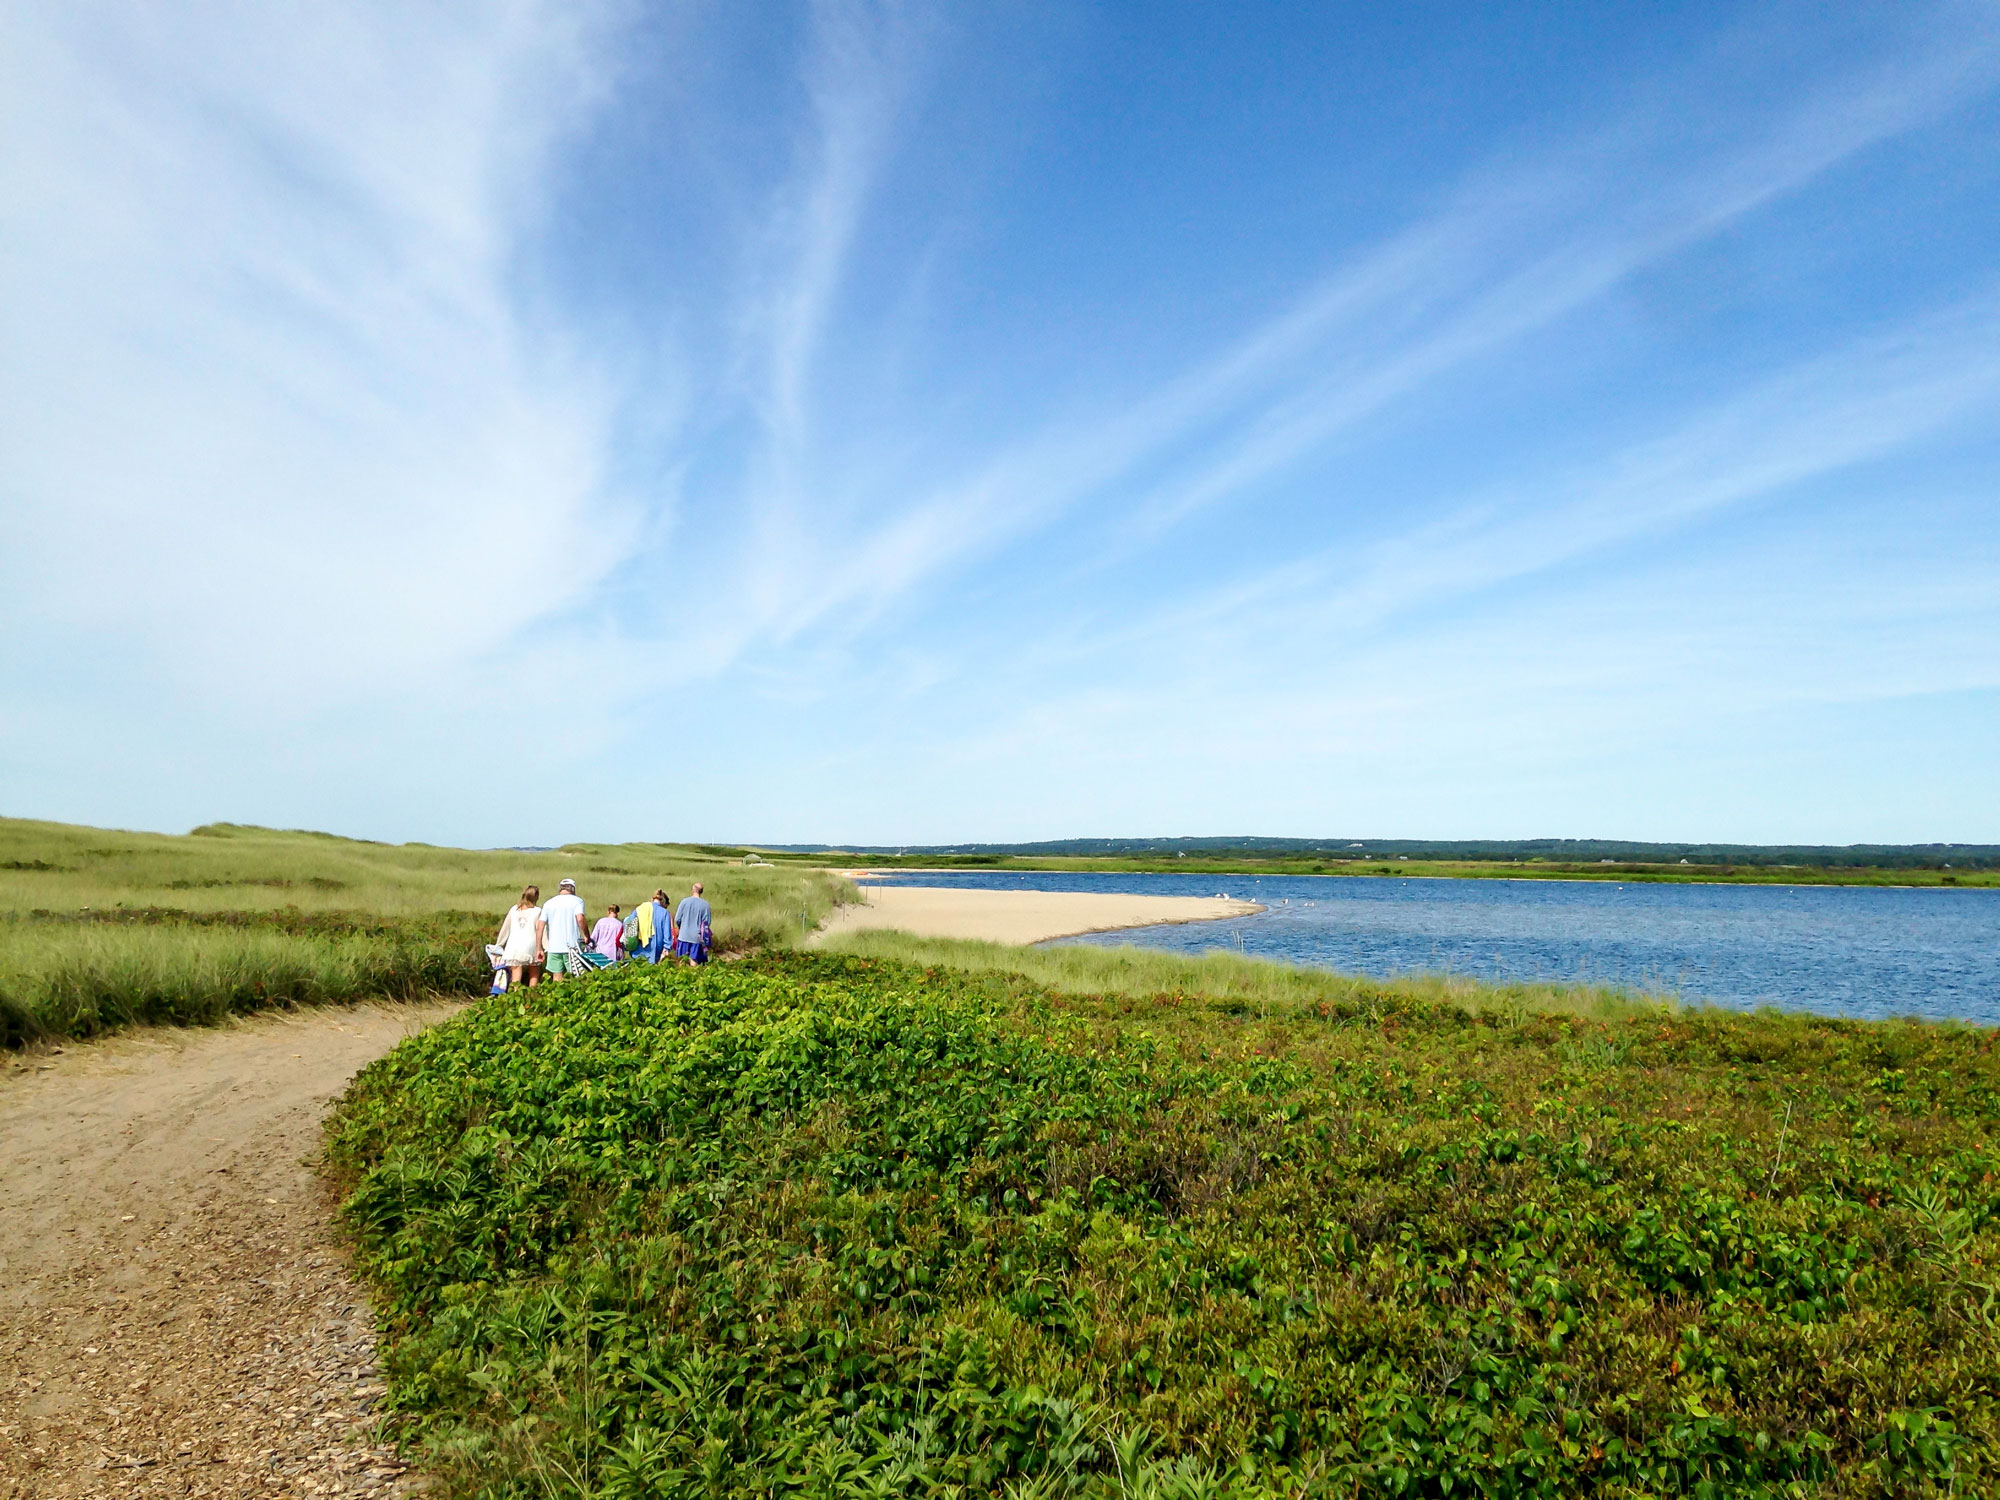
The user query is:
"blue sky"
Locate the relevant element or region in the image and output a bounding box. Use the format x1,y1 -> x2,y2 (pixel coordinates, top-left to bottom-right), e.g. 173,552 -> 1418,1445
4,1 -> 1997,847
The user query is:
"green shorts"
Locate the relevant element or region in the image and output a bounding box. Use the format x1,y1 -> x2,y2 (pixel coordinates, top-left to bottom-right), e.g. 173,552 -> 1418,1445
545,951 -> 572,975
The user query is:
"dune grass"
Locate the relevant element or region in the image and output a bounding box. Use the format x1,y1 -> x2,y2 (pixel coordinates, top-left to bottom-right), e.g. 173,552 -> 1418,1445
0,914 -> 486,1046
0,817 -> 857,1046
1,816 -> 854,931
818,929 -> 1665,1021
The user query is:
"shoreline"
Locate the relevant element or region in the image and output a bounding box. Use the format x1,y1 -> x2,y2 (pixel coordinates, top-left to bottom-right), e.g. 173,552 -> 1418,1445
834,866 -> 1993,893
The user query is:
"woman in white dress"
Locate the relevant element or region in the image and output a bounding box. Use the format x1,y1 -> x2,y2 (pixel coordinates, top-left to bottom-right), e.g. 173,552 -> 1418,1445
494,885 -> 545,990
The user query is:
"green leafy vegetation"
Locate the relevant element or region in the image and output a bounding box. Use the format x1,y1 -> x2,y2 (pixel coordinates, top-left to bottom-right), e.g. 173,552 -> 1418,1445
0,818 -> 853,1046
327,953 -> 2000,1498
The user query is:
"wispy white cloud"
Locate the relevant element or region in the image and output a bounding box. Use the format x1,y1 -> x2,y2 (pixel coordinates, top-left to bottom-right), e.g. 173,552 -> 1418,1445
757,288 -> 2000,834
1114,7 -> 2000,538
0,1 -> 625,705
724,2 -> 930,633
752,3 -> 916,438
1087,291 -> 2000,666
689,5 -> 2000,660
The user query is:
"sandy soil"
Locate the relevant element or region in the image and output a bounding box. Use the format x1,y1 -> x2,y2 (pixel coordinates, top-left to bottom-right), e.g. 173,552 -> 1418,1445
814,883 -> 1262,945
0,1002 -> 460,1500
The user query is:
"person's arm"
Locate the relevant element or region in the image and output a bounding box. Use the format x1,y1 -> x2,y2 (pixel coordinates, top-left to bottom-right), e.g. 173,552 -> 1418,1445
535,914 -> 547,958
496,912 -> 510,945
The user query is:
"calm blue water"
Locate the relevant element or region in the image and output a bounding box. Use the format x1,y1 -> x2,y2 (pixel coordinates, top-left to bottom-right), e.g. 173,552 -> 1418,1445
868,870 -> 2000,1024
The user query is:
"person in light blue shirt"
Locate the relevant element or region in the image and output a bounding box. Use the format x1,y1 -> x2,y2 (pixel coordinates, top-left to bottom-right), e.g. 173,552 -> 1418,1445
674,882 -> 712,966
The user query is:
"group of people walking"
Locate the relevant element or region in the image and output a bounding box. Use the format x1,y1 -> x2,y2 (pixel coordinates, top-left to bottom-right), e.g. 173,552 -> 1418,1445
492,878 -> 713,991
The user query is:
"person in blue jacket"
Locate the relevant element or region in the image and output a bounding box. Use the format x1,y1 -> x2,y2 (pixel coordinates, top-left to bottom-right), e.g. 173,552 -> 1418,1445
645,888 -> 674,963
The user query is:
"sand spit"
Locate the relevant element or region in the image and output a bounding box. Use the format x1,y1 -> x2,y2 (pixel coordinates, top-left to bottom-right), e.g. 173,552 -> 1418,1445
814,882 -> 1262,945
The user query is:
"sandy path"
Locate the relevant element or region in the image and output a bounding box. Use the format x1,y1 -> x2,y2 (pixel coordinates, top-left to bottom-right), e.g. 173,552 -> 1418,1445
814,883 -> 1262,945
0,1002 -> 460,1500
0,893 -> 1248,1495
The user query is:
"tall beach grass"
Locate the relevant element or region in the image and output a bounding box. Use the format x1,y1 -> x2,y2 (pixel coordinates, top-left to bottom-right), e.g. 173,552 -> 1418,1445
1,817 -> 856,933
1,817 -> 858,1046
817,927 -> 1668,1020
0,917 -> 486,1047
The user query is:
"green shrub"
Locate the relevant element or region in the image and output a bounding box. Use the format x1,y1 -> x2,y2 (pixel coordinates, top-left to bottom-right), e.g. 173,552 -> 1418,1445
327,954 -> 2000,1497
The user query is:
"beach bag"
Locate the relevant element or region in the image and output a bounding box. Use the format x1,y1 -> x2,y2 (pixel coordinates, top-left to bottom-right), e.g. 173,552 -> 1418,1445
485,944 -> 510,995
622,910 -> 642,950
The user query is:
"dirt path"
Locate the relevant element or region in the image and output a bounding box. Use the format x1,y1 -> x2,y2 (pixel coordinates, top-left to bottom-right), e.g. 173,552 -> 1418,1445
0,1002 -> 461,1499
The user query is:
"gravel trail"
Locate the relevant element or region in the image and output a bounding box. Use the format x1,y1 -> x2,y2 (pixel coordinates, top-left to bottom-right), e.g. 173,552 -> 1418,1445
0,1003 -> 460,1499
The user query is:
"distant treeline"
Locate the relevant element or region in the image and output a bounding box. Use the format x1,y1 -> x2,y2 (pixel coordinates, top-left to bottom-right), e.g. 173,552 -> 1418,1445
765,836 -> 1997,869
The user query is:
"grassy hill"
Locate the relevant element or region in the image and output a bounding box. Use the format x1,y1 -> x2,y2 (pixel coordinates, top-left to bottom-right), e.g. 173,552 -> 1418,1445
0,817 -> 852,1046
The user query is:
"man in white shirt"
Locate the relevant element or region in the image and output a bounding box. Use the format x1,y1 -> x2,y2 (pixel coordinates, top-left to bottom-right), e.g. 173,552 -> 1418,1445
541,877 -> 588,980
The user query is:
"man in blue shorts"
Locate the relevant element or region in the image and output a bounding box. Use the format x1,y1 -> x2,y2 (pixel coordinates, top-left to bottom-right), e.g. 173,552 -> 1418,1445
674,882 -> 712,965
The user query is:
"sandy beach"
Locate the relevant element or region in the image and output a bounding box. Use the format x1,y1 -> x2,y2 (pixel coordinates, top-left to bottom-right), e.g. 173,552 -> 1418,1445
814,882 -> 1263,945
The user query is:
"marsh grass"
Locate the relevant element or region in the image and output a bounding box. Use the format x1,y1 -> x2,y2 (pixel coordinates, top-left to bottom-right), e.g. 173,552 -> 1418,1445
0,817 -> 857,1046
1,817 -> 855,930
818,929 -> 1665,1021
0,915 -> 485,1046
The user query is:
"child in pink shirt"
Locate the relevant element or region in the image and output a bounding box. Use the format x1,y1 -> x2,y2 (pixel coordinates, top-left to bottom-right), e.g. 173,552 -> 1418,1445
590,905 -> 626,963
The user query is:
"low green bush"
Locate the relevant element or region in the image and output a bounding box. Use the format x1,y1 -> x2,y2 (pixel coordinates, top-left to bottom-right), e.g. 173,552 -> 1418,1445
327,954 -> 2000,1498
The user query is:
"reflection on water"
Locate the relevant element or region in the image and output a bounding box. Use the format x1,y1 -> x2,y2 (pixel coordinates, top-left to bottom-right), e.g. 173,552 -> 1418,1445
869,870 -> 2000,1024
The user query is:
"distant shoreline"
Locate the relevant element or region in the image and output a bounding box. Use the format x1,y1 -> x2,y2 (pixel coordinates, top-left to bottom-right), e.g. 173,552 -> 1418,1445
821,859 -> 1993,890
